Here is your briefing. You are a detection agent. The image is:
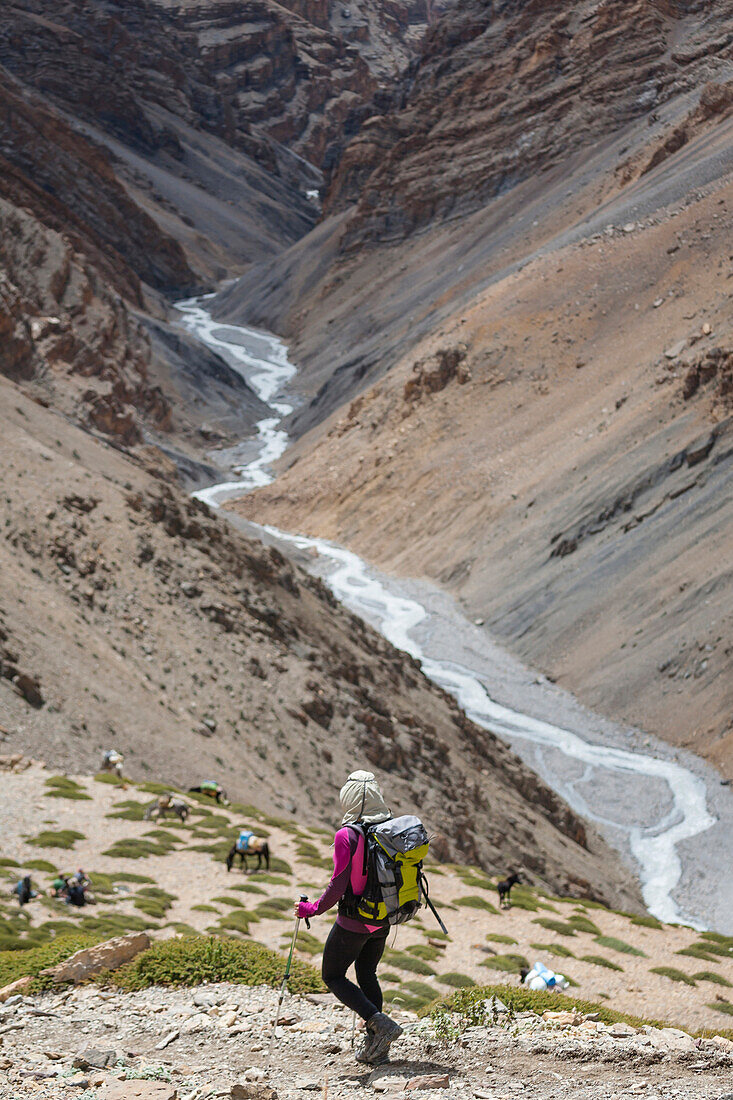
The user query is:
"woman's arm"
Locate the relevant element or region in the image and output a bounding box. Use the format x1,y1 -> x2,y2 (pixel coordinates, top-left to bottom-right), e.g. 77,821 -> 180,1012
297,828 -> 355,919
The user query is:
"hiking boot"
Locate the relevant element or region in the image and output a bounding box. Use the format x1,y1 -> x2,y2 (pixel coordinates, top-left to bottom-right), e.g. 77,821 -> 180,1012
358,1011 -> 403,1065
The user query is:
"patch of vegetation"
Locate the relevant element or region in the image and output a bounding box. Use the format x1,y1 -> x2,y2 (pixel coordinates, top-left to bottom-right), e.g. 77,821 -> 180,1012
102,935 -> 324,993
594,936 -> 646,957
455,896 -> 499,913
692,971 -> 732,987
384,950 -> 436,976
216,911 -> 254,935
0,934 -> 100,990
255,897 -> 294,921
133,888 -> 176,921
211,896 -> 246,909
440,972 -> 476,988
44,776 -> 91,801
289,931 -> 323,956
530,942 -> 575,959
383,989 -> 429,1012
0,859 -> 20,869
533,918 -> 576,937
24,860 -> 57,874
94,772 -> 126,786
136,782 -> 182,796
79,912 -> 154,937
254,869 -> 291,883
486,933 -> 517,946
112,872 -> 156,884
294,842 -> 331,871
192,904 -> 220,914
106,800 -> 149,821
700,932 -> 733,946
630,914 -> 664,930
229,883 -> 266,895
405,944 -> 441,962
708,1001 -> 733,1017
677,944 -> 720,963
568,915 -> 602,935
102,832 -> 179,859
479,953 -> 528,974
650,966 -> 696,986
509,887 -> 554,913
425,984 -> 669,1031
580,954 -> 623,971
29,830 -> 85,851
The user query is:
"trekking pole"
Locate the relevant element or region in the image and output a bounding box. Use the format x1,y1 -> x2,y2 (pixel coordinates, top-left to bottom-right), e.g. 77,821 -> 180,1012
267,896 -> 309,1067
350,1011 -> 356,1049
420,872 -> 448,935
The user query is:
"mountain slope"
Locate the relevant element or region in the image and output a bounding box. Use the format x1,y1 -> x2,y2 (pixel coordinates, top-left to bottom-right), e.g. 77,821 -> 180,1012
215,1 -> 733,774
0,377 -> 643,908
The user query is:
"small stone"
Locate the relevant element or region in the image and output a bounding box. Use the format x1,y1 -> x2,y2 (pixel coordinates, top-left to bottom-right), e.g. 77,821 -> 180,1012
293,1019 -> 329,1033
193,991 -> 216,1008
623,222 -> 636,233
702,322 -> 712,335
73,1048 -> 116,1070
608,1022 -> 637,1038
653,297 -> 664,308
155,1030 -> 179,1050
221,1010 -> 238,1028
180,1012 -> 215,1034
406,1075 -> 451,1091
293,1081 -> 320,1091
664,339 -> 687,359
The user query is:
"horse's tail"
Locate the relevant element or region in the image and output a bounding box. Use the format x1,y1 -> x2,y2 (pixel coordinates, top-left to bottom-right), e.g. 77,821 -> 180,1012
263,841 -> 270,870
226,845 -> 235,873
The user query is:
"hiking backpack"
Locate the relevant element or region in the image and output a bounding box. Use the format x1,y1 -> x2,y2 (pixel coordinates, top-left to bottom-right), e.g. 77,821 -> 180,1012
343,815 -> 444,928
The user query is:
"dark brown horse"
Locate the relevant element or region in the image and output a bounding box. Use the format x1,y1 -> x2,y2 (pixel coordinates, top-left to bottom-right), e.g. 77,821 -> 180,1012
497,871 -> 522,909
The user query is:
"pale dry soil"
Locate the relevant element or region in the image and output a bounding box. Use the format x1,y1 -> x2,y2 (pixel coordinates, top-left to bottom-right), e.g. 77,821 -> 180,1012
0,982 -> 731,1100
3,767 -> 733,1034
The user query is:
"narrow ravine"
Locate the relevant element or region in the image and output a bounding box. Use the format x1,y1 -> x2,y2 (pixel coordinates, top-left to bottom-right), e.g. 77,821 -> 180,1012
176,299 -> 727,931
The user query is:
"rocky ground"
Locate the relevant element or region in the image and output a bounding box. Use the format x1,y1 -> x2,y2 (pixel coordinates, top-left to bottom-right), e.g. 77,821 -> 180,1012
0,979 -> 732,1100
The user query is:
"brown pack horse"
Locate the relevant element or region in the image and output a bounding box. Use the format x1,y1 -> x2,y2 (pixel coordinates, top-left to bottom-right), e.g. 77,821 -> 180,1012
226,834 -> 270,872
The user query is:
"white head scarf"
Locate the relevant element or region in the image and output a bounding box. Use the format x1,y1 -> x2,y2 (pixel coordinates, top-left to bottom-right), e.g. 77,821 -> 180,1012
339,770 -> 391,826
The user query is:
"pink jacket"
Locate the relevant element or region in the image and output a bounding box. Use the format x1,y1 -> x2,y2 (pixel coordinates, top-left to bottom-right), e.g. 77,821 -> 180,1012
297,826 -> 385,933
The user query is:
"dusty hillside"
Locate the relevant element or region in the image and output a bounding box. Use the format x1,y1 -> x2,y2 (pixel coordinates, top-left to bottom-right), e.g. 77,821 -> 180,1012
1,764 -> 732,1031
0,765 -> 731,1099
218,2 -> 733,775
0,379 -> 644,907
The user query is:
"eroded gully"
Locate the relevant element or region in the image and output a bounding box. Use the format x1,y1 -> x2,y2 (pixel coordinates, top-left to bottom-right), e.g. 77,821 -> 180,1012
176,297 -> 733,933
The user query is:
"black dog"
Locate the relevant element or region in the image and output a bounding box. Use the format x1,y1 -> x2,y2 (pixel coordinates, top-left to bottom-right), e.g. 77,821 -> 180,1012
497,871 -> 522,909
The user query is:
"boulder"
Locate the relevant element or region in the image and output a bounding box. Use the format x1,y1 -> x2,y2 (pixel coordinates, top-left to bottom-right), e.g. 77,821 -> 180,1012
38,932 -> 150,984
0,976 -> 32,1002
105,1084 -> 177,1100
405,1075 -> 451,1091
231,1086 -> 278,1100
73,1048 -> 116,1069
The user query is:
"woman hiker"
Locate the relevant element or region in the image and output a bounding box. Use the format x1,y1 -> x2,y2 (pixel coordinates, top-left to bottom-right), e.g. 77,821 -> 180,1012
294,770 -> 403,1066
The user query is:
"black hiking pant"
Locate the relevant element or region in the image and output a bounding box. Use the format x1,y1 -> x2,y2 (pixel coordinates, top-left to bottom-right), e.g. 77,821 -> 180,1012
321,922 -> 389,1021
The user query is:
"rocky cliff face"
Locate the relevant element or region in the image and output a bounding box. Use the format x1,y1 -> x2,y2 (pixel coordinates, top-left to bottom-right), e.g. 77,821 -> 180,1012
215,2 -> 733,775
324,0 -> 733,246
